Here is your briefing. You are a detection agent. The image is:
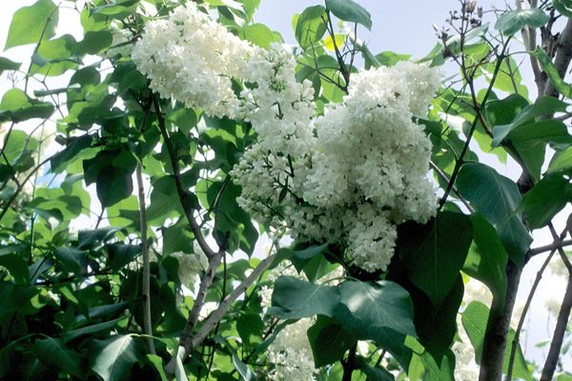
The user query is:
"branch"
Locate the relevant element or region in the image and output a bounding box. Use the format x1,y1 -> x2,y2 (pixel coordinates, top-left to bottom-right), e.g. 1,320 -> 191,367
0,156 -> 51,222
323,12 -> 350,93
429,161 -> 475,213
508,222 -> 569,379
541,275 -> 572,380
549,222 -> 572,273
529,239 -> 572,256
479,261 -> 522,381
153,94 -> 227,374
439,38 -> 512,209
544,17 -> 572,97
136,162 -> 156,355
153,94 -> 219,259
517,0 -> 543,85
507,246 -> 557,378
539,222 -> 572,380
135,106 -> 155,355
187,253 -> 277,351
342,344 -> 358,381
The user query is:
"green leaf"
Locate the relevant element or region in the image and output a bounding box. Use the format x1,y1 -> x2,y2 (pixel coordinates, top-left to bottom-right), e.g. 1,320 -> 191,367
78,30 -> 113,55
295,5 -> 327,50
269,276 -> 340,319
208,181 -> 258,255
273,242 -> 329,265
0,283 -> 35,316
29,258 -> 53,284
90,335 -> 139,381
532,47 -> 572,98
396,211 -> 473,306
495,8 -> 549,36
107,244 -> 141,271
146,355 -> 169,381
457,163 -> 532,266
0,57 -> 21,75
548,146 -> 572,174
4,0 -> 58,50
492,96 -> 569,145
463,214 -> 508,305
521,174 -> 571,229
410,275 -> 464,363
55,247 -> 88,275
554,0 -> 572,17
50,134 -> 93,173
0,246 -> 30,284
462,301 -> 531,380
0,88 -> 54,123
461,301 -> 488,364
325,0 -> 372,30
77,302 -> 130,322
214,336 -> 256,381
307,316 -> 357,367
375,51 -> 411,67
63,317 -> 125,342
480,57 -> 529,98
34,337 -> 84,377
28,191 -> 83,221
243,23 -> 280,49
493,113 -> 572,181
336,280 -> 415,370
236,314 -> 264,346
90,0 -> 140,19
78,227 -> 118,249
147,176 -> 186,223
166,105 -> 197,135
355,357 -> 395,381
83,149 -> 137,207
496,119 -> 572,180
339,280 -> 415,336
30,34 -> 79,76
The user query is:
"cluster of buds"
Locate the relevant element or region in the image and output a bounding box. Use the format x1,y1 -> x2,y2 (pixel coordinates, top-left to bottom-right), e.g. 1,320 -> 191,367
449,0 -> 483,28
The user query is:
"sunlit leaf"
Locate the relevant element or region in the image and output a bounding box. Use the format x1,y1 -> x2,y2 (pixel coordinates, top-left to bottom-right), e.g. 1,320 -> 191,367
325,0 -> 372,30
295,5 -> 327,50
495,8 -> 549,36
4,0 -> 58,50
90,335 -> 139,381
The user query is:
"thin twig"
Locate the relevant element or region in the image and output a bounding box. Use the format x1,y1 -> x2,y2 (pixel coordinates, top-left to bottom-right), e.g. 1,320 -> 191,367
529,239 -> 572,256
439,37 -> 512,210
430,161 -> 475,212
0,157 -> 51,222
549,222 -> 572,273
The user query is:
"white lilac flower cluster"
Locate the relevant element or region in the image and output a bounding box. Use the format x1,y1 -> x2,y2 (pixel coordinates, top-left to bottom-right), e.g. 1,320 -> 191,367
131,2 -> 255,118
170,247 -> 208,288
267,318 -> 316,381
133,3 -> 440,272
